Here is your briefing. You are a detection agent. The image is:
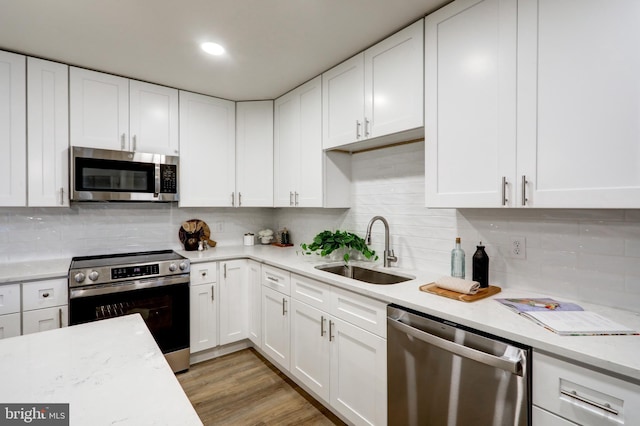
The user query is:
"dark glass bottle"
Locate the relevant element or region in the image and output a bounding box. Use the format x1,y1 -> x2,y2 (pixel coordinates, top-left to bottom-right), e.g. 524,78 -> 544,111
472,242 -> 489,288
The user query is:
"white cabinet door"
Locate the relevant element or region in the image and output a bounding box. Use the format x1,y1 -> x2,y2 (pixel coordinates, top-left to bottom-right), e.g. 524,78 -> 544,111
70,67 -> 129,151
189,282 -> 218,353
330,317 -> 387,426
219,259 -> 248,345
296,76 -> 324,207
27,58 -> 69,207
322,54 -> 365,149
274,84 -> 301,207
262,286 -> 290,371
247,260 -> 262,348
0,51 -> 26,207
517,0 -> 640,208
0,313 -> 20,339
290,299 -> 331,402
532,406 -> 577,426
129,80 -> 179,155
0,284 -> 20,315
425,0 -> 517,208
236,101 -> 273,207
365,19 -> 424,139
179,90 -> 236,207
22,305 -> 68,335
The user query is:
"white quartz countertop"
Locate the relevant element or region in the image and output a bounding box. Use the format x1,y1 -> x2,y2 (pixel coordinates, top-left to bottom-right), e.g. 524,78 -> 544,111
180,245 -> 640,382
0,315 -> 202,426
0,258 -> 70,283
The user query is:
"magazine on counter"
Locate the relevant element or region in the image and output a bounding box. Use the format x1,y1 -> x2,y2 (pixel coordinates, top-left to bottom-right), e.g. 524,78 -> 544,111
495,298 -> 638,336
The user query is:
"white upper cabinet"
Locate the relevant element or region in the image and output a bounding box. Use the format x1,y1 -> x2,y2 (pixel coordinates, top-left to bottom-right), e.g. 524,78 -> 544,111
425,0 -> 517,208
179,90 -> 236,207
323,19 -> 424,151
516,0 -> 640,208
0,51 -> 26,207
70,67 -> 179,155
236,101 -> 274,207
27,58 -> 69,207
426,0 -> 640,208
274,76 -> 351,208
129,80 -> 179,155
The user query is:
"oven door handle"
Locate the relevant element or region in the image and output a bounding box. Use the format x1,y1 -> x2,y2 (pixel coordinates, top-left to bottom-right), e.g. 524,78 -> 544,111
70,274 -> 189,299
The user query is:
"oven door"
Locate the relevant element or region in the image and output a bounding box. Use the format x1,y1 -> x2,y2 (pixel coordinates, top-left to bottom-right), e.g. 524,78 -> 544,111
69,278 -> 189,355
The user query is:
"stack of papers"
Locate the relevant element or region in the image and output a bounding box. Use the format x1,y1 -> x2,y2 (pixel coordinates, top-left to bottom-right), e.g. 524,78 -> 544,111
495,298 -> 637,336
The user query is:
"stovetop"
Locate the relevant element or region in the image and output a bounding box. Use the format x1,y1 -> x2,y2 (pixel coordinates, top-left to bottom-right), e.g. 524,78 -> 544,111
70,249 -> 184,269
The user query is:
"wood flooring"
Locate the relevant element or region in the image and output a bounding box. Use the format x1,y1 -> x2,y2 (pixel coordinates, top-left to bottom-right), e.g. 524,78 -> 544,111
177,348 -> 346,426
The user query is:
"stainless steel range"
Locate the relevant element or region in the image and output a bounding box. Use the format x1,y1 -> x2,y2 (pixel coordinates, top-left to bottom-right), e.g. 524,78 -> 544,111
68,250 -> 190,372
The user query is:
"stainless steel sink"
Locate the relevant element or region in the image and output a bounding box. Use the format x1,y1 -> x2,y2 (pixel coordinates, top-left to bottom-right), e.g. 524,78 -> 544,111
314,263 -> 414,285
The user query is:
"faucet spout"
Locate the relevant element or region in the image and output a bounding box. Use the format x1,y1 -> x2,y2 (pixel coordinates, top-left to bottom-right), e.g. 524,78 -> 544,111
365,216 -> 397,267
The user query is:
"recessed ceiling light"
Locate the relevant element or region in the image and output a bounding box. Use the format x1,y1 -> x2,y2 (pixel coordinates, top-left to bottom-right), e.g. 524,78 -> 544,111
201,42 -> 225,56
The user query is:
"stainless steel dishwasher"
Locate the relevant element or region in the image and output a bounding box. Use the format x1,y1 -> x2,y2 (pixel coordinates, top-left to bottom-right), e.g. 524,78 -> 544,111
387,304 -> 531,426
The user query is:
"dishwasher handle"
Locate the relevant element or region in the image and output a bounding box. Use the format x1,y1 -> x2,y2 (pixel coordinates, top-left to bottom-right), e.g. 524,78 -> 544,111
388,316 -> 524,376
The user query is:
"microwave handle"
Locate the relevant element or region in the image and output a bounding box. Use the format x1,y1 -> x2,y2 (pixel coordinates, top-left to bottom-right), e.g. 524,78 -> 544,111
154,163 -> 161,197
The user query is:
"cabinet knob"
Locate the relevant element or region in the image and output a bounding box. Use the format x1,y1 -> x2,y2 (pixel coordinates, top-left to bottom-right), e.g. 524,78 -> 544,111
42,292 -> 50,298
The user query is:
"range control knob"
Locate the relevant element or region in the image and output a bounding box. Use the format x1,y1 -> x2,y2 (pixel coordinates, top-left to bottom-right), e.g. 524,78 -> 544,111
88,270 -> 100,281
74,272 -> 86,283
169,263 -> 178,272
179,261 -> 188,271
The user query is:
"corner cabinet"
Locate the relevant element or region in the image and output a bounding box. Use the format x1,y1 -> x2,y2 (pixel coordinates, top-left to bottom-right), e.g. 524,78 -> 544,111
179,91 -> 236,207
70,67 -> 179,155
235,101 -> 274,207
322,20 -> 424,151
0,51 -> 26,206
274,76 -> 351,208
426,0 -> 640,208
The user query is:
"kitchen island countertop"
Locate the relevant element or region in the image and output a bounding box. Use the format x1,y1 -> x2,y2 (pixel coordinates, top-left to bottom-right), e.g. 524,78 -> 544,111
0,314 -> 202,426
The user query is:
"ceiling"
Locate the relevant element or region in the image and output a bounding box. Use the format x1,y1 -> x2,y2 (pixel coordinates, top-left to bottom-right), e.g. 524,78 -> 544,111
0,0 -> 449,101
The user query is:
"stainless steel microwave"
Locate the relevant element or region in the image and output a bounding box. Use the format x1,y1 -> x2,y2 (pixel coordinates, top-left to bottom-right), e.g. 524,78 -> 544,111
71,146 -> 179,202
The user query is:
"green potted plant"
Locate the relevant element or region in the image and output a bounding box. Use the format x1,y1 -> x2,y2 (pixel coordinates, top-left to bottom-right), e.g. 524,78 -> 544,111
300,230 -> 378,263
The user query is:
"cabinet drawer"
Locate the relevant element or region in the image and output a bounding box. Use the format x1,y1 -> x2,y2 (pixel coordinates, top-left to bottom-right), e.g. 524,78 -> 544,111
22,305 -> 68,335
0,284 -> 20,315
291,274 -> 331,312
532,405 -> 578,426
330,286 -> 387,338
262,265 -> 290,295
533,351 -> 640,425
190,262 -> 217,285
22,279 -> 67,311
0,313 -> 20,339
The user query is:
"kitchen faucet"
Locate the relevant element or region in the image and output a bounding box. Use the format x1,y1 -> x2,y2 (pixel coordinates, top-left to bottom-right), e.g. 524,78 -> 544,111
365,216 -> 397,267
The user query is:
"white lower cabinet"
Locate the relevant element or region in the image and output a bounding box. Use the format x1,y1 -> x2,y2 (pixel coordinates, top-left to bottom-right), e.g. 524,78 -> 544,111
262,285 -> 291,371
189,262 -> 218,352
0,284 -> 21,339
247,260 -> 262,348
21,278 -> 68,335
533,351 -> 640,426
219,259 -> 248,345
289,273 -> 387,426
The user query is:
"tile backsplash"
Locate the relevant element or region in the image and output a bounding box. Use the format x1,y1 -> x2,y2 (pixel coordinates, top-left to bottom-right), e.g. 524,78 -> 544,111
2,141 -> 639,311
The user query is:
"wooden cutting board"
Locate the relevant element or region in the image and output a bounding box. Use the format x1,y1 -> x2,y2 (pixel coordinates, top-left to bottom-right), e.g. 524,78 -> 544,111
419,283 -> 501,302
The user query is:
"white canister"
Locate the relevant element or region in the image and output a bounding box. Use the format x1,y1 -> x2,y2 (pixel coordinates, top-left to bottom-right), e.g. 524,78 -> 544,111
243,233 -> 255,246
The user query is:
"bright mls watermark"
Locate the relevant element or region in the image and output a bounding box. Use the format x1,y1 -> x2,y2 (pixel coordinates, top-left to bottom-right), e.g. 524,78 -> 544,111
0,404 -> 69,425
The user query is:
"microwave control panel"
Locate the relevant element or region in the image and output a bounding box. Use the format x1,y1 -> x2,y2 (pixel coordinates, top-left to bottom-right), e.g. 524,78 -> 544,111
160,164 -> 177,194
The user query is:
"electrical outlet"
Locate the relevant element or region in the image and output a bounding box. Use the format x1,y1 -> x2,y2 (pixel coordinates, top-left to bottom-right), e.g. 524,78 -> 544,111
215,221 -> 224,233
510,236 -> 526,259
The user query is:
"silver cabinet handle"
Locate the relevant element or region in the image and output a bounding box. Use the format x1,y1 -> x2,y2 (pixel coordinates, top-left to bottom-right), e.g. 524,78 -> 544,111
231,192 -> 235,207
60,187 -> 64,205
238,192 -> 242,207
211,285 -> 215,301
560,389 -> 619,416
282,298 -> 287,316
121,133 -> 126,150
521,175 -> 528,206
320,315 -> 326,336
364,117 -> 370,137
329,320 -> 335,341
502,177 -> 508,206
224,263 -> 227,279
356,120 -> 362,139
289,191 -> 294,206
266,276 -> 279,283
132,135 -> 137,152
387,316 -> 524,376
294,192 -> 299,206
58,308 -> 63,328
